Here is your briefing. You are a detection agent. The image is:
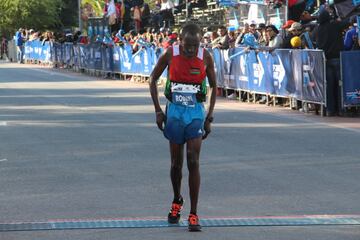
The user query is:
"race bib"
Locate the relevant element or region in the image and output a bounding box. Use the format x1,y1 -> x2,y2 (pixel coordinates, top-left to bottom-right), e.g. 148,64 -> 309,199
172,92 -> 196,107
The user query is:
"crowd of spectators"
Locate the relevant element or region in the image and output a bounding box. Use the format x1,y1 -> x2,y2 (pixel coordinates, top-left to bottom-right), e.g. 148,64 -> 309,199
7,0 -> 360,116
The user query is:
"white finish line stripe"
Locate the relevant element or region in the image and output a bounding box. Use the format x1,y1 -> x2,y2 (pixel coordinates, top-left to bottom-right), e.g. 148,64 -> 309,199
1,215 -> 360,232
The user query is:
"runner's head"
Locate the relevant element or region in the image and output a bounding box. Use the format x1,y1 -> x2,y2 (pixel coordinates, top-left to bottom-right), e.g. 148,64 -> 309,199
180,23 -> 202,58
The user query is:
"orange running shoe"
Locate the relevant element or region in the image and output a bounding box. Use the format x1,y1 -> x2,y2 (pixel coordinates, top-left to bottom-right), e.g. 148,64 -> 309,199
167,198 -> 184,224
188,213 -> 201,231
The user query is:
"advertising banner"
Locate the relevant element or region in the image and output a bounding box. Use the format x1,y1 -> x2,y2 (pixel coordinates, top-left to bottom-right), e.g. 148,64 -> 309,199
93,44 -> 103,70
341,51 -> 360,106
272,49 -> 293,96
257,51 -> 275,94
247,50 -> 263,92
113,47 -> 122,73
229,47 -> 248,90
292,50 -> 325,103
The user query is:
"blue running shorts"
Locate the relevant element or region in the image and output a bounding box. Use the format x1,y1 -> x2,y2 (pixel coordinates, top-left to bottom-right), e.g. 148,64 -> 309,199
164,101 -> 206,144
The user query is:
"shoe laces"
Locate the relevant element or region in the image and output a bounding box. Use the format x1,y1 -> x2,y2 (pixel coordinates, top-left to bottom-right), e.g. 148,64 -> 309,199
170,203 -> 182,217
188,214 -> 199,225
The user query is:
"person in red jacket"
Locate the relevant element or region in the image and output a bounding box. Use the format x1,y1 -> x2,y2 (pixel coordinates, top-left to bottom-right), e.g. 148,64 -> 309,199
149,23 -> 216,231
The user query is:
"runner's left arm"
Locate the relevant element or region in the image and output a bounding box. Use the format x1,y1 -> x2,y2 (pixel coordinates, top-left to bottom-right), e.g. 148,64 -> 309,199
203,49 -> 217,139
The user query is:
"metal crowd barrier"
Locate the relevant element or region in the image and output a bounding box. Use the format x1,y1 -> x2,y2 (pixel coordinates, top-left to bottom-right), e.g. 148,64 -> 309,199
6,40 -> 18,62
22,40 -> 360,113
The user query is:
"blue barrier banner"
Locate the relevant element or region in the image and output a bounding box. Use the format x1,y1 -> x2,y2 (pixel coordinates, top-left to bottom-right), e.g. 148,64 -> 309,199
63,43 -> 73,65
257,51 -> 275,94
79,44 -> 87,69
93,44 -> 103,70
221,50 -> 232,89
273,49 -> 294,96
102,46 -> 114,72
51,43 -> 59,63
24,42 -> 31,60
113,46 -> 122,73
73,45 -> 80,67
211,48 -> 226,88
292,50 -> 325,103
142,47 -> 155,75
24,40 -> 51,62
119,44 -> 133,74
64,43 -> 73,65
246,50 -> 264,92
57,44 -> 63,63
341,51 -> 360,106
229,47 -> 248,90
304,50 -> 325,103
131,48 -> 145,74
292,50 -> 304,99
154,47 -> 168,79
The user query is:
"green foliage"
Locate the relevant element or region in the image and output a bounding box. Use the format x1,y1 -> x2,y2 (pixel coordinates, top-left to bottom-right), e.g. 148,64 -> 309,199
60,0 -> 79,29
81,0 -> 106,17
0,0 -> 63,36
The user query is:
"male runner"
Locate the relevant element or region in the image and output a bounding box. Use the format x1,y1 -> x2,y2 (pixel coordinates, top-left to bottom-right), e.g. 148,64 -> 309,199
149,23 -> 216,232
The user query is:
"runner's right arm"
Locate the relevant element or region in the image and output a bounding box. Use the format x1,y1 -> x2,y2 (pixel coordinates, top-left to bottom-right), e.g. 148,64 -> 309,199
149,48 -> 171,131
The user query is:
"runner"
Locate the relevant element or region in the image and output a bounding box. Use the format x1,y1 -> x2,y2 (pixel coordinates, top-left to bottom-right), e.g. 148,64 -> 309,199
149,23 -> 217,232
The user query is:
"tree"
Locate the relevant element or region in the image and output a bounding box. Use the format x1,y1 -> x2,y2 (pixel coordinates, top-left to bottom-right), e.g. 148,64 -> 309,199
0,0 -> 63,37
59,0 -> 79,29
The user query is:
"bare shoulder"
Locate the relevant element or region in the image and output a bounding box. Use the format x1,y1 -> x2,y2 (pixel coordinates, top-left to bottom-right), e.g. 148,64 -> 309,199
203,48 -> 214,66
163,47 -> 173,62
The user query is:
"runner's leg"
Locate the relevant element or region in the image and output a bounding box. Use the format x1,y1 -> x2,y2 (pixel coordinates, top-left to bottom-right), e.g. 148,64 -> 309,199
170,142 -> 184,200
186,137 -> 202,214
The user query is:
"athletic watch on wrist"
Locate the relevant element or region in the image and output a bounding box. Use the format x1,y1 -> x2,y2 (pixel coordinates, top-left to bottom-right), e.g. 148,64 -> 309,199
206,116 -> 214,123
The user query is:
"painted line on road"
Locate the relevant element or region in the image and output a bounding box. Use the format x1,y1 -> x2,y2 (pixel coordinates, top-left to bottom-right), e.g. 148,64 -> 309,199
0,159 -> 8,162
1,215 -> 360,232
0,121 -> 7,126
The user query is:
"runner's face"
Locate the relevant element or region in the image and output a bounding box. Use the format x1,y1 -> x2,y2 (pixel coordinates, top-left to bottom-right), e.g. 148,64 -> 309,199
181,33 -> 200,58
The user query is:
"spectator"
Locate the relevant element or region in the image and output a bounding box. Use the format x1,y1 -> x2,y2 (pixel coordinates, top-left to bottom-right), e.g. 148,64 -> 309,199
265,25 -> 282,48
41,31 -> 53,46
210,30 -> 219,43
26,29 -> 35,41
228,30 -> 236,48
249,21 -> 260,39
201,32 -> 211,48
241,33 -> 258,49
133,5 -> 142,32
141,3 -> 151,28
316,9 -> 350,116
344,18 -> 359,50
256,23 -> 267,46
107,0 -> 118,33
235,23 -> 249,46
212,26 -> 229,49
281,19 -> 296,30
160,0 -> 175,28
73,31 -> 82,43
281,22 -> 302,48
1,36 -> 8,60
15,28 -> 24,63
65,33 -> 73,42
300,10 -> 316,24
122,0 -> 133,32
151,0 -> 163,30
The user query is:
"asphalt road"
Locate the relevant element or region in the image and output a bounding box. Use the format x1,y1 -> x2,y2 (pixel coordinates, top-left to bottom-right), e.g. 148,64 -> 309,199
0,61 -> 360,239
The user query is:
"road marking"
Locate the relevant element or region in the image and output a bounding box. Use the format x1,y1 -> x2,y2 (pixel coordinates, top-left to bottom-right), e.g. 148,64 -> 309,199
0,122 -> 7,126
0,215 -> 359,231
0,159 -> 8,162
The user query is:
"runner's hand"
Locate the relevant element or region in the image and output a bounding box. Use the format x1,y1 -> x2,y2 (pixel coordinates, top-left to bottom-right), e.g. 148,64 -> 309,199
156,111 -> 166,131
202,119 -> 211,140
